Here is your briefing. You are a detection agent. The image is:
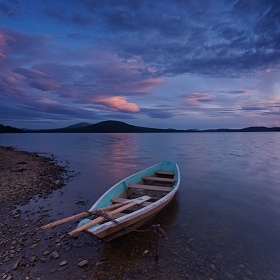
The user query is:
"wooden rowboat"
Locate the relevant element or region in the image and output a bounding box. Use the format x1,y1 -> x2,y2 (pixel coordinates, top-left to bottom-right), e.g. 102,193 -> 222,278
74,160 -> 180,241
41,161 -> 180,242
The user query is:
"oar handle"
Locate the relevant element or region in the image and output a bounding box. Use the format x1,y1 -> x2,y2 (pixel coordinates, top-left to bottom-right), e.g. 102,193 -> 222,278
40,202 -> 126,230
40,212 -> 91,230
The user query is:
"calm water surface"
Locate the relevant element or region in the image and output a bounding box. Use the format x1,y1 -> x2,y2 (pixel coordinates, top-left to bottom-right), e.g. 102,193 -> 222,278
1,132 -> 280,279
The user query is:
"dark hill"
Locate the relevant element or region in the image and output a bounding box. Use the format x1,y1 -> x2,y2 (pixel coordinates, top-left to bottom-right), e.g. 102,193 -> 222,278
65,122 -> 91,129
241,126 -> 280,132
37,120 -> 185,133
77,120 -> 180,133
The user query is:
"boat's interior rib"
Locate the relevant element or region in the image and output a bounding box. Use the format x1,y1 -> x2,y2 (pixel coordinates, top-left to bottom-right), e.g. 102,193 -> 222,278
111,197 -> 152,207
142,176 -> 175,183
155,170 -> 175,176
128,184 -> 172,192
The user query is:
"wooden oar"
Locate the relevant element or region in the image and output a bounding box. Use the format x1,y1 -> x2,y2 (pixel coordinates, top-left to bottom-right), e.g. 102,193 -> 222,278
68,195 -> 151,237
40,202 -> 128,230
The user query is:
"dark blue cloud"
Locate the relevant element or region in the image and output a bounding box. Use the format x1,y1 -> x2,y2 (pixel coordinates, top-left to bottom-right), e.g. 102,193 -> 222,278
2,0 -> 280,78
0,2 -> 20,17
141,107 -> 175,119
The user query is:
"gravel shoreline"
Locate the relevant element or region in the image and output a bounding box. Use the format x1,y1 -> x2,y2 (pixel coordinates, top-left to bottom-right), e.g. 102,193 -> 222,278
0,146 -> 66,214
0,146 -> 142,280
0,146 -> 71,279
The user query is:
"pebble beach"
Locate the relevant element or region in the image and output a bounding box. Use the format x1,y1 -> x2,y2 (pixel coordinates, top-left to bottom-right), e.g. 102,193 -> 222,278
0,146 -> 73,279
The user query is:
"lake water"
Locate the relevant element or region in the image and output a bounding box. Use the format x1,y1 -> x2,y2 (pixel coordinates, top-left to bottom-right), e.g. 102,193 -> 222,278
1,132 -> 280,279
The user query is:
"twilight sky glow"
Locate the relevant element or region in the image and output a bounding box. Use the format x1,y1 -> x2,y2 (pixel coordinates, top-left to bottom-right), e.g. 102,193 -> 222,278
1,0 -> 280,130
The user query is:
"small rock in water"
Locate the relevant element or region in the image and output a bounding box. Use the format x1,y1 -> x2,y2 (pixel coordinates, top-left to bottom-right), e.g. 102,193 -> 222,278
52,251 -> 59,259
13,260 -> 20,270
225,271 -> 234,279
78,260 -> 88,267
60,260 -> 67,266
210,264 -> 216,269
50,268 -> 57,273
30,256 -> 37,262
76,199 -> 86,205
143,250 -> 149,256
17,161 -> 27,164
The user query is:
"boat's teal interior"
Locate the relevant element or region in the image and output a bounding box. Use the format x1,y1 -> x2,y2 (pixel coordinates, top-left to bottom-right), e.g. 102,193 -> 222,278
78,161 -> 178,228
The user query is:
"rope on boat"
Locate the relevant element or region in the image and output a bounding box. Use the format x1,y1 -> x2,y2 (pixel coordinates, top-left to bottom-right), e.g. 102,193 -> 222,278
92,210 -> 118,224
91,210 -> 166,260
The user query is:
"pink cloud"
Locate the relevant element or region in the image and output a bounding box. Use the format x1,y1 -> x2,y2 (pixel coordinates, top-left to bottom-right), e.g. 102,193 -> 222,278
13,67 -> 60,91
29,79 -> 60,91
1,74 -> 18,86
129,77 -> 164,93
93,96 -> 140,112
0,32 -> 14,60
243,89 -> 253,94
0,72 -> 28,97
14,68 -> 48,78
183,93 -> 214,103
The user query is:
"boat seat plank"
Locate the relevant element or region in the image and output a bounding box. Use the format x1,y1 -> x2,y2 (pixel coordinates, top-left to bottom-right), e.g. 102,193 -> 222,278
111,197 -> 152,207
143,176 -> 175,183
129,184 -> 172,192
155,170 -> 175,176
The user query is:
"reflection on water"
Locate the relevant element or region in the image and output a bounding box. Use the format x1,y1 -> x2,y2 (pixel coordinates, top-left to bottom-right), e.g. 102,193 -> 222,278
98,134 -> 141,179
1,132 -> 280,279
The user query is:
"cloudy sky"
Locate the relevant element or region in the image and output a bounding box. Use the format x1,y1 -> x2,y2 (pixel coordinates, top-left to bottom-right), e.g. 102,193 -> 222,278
1,0 -> 279,129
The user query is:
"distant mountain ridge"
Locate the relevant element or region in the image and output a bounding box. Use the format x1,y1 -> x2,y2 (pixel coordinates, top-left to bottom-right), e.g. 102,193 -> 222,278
1,121 -> 280,133
203,126 -> 280,132
32,121 -> 280,133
